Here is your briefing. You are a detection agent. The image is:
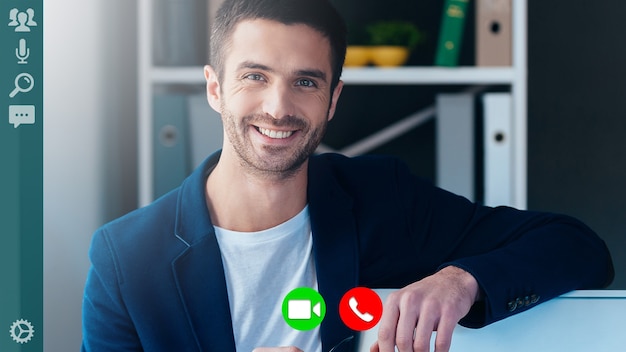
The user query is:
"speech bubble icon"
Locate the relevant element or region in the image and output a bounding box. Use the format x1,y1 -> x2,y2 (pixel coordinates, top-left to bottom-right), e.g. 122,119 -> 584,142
9,105 -> 35,128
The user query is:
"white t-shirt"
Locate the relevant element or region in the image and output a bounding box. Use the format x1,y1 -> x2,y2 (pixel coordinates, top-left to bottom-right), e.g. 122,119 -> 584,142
214,206 -> 322,352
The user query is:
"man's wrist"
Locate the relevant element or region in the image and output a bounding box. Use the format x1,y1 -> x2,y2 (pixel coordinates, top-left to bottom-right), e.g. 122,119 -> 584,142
440,265 -> 483,303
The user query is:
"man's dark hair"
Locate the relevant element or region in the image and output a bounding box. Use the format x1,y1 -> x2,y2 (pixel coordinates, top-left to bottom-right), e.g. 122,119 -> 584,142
210,0 -> 347,91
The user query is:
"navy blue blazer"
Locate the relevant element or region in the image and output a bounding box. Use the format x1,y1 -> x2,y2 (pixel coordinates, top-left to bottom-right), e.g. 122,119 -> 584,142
82,151 -> 613,351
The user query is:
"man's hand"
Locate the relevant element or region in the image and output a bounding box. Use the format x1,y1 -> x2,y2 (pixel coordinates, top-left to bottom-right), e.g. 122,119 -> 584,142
371,266 -> 481,352
252,347 -> 303,352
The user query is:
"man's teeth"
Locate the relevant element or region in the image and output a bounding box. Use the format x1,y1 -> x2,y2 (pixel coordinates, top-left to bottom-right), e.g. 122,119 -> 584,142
258,127 -> 294,139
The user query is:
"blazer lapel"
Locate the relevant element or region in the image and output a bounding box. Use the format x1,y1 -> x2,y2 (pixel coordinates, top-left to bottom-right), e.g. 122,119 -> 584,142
171,152 -> 236,351
308,156 -> 360,351
171,237 -> 235,351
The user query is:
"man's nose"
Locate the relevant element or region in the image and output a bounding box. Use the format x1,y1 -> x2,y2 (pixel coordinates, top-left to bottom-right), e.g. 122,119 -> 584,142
262,81 -> 297,120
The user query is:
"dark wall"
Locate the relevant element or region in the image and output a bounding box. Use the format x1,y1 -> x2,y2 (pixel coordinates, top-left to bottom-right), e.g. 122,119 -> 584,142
528,1 -> 626,288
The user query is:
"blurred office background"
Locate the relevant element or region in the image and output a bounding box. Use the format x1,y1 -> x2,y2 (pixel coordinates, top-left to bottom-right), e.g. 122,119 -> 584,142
44,1 -> 625,351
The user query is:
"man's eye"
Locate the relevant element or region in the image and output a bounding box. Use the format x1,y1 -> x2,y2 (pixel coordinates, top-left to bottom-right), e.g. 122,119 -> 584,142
296,79 -> 316,87
244,73 -> 264,81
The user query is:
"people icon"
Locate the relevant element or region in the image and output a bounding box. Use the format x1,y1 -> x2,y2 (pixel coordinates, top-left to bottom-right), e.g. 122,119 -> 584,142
8,8 -> 18,26
26,9 -> 37,27
8,8 -> 37,33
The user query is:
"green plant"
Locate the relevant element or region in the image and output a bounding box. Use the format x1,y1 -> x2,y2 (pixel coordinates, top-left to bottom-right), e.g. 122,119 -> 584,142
366,20 -> 422,50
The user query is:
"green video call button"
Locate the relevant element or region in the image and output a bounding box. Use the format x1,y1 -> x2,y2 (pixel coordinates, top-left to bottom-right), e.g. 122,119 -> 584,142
281,287 -> 326,331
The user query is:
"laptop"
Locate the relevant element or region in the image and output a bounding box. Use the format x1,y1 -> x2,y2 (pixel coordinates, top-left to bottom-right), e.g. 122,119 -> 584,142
358,289 -> 626,352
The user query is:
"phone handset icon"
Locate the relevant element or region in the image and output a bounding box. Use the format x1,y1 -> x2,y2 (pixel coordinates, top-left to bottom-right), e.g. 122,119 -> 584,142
340,287 -> 382,330
349,296 -> 374,322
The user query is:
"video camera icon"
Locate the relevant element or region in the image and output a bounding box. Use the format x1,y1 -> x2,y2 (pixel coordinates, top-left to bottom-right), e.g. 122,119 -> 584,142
288,299 -> 323,320
282,287 -> 326,331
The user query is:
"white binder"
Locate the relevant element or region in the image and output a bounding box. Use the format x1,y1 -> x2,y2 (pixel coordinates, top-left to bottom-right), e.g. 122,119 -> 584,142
483,93 -> 512,207
436,94 -> 475,201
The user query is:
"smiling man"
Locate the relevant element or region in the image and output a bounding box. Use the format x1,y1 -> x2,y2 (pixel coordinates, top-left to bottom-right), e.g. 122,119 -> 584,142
82,0 -> 614,351
203,17 -> 343,231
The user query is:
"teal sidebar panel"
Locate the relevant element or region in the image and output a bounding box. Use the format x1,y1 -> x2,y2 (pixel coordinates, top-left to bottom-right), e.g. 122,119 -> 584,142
0,0 -> 43,351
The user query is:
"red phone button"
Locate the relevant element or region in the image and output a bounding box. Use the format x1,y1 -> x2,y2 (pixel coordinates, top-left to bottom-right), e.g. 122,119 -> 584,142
339,287 -> 383,331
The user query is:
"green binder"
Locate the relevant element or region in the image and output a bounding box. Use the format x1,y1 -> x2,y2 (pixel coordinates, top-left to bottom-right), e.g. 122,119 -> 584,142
435,0 -> 470,66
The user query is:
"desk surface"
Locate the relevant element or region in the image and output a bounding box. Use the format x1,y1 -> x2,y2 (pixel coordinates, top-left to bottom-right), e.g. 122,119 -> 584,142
357,290 -> 626,352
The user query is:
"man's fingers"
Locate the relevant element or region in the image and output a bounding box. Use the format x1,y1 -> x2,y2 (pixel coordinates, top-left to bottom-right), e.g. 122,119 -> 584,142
433,317 -> 456,352
376,292 -> 401,352
373,267 -> 478,352
395,302 -> 419,352
411,305 -> 437,352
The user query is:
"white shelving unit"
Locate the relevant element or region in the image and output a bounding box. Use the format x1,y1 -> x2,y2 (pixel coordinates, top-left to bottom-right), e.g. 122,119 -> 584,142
137,0 -> 527,209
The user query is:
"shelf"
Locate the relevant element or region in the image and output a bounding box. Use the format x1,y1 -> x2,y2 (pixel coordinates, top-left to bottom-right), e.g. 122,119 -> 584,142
151,67 -> 205,84
342,66 -> 515,85
150,66 -> 517,85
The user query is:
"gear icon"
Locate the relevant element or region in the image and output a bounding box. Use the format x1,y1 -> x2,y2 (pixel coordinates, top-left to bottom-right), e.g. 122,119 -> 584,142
10,319 -> 35,344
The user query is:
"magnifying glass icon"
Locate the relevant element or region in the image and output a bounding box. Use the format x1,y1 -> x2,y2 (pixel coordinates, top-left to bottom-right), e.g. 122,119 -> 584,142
9,72 -> 34,98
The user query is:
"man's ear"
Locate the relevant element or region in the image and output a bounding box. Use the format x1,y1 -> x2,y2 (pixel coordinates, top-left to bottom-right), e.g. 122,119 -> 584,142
204,65 -> 221,113
327,80 -> 344,122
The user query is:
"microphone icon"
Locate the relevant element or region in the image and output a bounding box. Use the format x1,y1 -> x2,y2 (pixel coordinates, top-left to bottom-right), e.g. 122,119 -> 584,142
16,38 -> 30,64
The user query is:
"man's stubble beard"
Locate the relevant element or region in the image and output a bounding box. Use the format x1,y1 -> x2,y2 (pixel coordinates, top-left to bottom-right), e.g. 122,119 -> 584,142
220,106 -> 328,181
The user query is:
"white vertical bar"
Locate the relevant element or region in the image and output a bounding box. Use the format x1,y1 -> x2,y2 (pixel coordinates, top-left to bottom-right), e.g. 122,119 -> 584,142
138,0 -> 154,206
512,0 -> 527,209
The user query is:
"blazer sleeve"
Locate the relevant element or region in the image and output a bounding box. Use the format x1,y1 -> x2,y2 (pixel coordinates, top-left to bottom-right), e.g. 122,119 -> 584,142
82,228 -> 142,351
393,159 -> 615,328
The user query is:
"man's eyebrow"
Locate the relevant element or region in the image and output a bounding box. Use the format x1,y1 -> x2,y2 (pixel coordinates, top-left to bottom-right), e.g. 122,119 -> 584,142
296,69 -> 327,83
237,61 -> 273,72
